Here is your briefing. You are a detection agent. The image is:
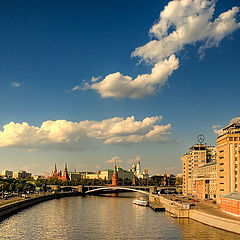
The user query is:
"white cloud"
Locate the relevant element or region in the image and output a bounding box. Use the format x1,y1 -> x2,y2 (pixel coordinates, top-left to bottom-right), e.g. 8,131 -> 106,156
11,82 -> 21,88
105,156 -> 123,164
71,85 -> 81,91
90,55 -> 179,99
132,0 -> 240,62
212,125 -> 222,135
85,0 -> 239,99
0,116 -> 172,150
91,76 -> 101,82
71,81 -> 90,92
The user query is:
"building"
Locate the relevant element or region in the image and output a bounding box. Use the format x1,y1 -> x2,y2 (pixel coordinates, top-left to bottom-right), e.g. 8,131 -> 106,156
192,161 -> 217,200
13,171 -> 31,179
136,160 -> 141,175
216,122 -> 240,201
50,163 -> 70,181
2,170 -> 13,178
99,169 -> 114,181
130,160 -> 149,179
68,172 -> 82,181
221,192 -> 240,217
112,164 -> 117,186
116,166 -> 134,180
182,144 -> 216,195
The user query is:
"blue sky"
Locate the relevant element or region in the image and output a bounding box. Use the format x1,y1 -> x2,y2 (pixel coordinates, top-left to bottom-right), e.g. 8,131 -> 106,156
0,0 -> 239,175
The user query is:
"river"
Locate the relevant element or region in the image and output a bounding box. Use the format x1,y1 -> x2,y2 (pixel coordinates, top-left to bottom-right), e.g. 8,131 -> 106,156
0,193 -> 239,240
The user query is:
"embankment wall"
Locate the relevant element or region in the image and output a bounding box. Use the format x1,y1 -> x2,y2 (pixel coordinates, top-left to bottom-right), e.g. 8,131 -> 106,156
149,194 -> 240,234
0,192 -> 81,220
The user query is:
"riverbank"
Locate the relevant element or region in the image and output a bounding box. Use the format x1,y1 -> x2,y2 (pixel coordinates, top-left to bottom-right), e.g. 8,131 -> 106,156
149,194 -> 240,235
0,192 -> 81,221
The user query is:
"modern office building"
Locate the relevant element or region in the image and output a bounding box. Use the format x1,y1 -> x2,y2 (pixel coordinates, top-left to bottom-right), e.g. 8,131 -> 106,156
216,122 -> 240,201
182,144 -> 216,195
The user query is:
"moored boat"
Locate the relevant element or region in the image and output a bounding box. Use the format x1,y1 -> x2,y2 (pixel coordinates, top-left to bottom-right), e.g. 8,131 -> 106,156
132,197 -> 148,206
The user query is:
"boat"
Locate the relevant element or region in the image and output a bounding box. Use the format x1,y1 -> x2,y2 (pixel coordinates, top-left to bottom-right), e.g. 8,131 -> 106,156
132,197 -> 148,206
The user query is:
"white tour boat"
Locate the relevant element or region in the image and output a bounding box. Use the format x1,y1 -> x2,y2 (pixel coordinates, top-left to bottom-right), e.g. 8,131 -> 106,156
132,197 -> 148,206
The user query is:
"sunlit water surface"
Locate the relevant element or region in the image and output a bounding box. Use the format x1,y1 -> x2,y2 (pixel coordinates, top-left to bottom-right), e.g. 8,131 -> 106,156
0,193 -> 239,240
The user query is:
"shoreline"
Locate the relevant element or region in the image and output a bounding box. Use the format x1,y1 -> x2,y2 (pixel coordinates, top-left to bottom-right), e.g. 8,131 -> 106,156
0,192 -> 81,221
149,194 -> 240,235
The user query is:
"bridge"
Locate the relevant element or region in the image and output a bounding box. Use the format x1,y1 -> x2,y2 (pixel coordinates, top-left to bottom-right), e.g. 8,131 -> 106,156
84,186 -> 150,195
48,185 -> 151,195
47,185 -> 176,195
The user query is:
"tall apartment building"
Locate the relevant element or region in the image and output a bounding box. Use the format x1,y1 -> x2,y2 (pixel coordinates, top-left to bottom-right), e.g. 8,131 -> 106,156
216,122 -> 240,201
182,144 -> 216,195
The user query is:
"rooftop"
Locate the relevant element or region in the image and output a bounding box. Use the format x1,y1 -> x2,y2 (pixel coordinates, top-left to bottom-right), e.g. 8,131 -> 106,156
220,122 -> 240,136
222,192 -> 240,201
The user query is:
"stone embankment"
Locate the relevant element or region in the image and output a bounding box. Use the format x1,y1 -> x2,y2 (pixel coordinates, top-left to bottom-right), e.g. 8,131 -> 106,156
0,192 -> 81,221
149,194 -> 240,235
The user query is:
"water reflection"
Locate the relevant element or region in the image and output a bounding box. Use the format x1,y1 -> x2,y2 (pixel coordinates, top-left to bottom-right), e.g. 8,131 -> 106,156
0,194 -> 239,240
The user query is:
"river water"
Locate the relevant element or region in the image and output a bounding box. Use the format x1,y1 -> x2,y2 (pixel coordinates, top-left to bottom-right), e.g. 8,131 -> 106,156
0,193 -> 239,240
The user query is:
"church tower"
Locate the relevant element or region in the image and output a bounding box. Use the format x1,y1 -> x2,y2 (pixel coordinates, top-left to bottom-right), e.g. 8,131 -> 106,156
136,159 -> 141,175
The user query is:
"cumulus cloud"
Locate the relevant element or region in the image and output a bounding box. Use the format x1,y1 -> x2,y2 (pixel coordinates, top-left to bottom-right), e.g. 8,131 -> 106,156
212,125 -> 222,135
91,76 -> 101,82
84,0 -> 239,99
71,85 -> 81,91
0,116 -> 172,150
105,156 -> 123,164
72,85 -> 81,92
90,55 -> 179,99
11,82 -> 21,88
132,0 -> 240,62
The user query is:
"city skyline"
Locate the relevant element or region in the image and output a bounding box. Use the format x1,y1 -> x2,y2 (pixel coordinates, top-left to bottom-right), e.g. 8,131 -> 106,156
0,0 -> 239,175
